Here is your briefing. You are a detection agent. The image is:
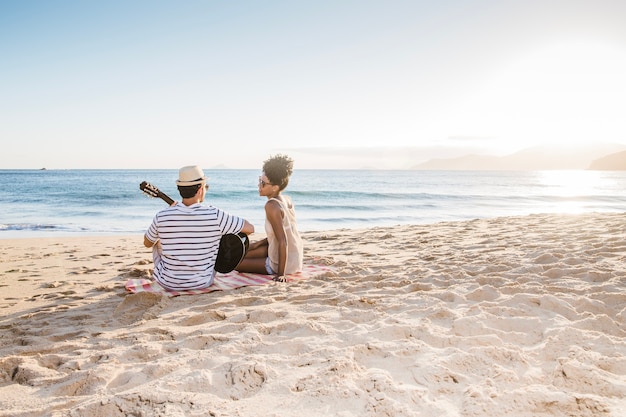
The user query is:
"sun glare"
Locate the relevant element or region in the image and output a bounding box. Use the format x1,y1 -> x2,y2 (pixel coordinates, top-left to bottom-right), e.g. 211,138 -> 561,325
540,170 -> 604,194
537,170 -> 609,214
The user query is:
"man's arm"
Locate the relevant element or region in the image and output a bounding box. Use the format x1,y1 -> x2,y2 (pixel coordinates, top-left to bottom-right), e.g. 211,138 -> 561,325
240,220 -> 255,235
144,235 -> 155,248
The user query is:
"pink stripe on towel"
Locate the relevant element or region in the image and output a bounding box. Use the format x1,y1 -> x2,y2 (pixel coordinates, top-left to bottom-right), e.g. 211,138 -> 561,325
125,264 -> 335,297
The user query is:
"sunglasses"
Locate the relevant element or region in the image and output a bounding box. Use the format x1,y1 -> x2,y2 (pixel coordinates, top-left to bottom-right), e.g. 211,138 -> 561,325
258,177 -> 273,187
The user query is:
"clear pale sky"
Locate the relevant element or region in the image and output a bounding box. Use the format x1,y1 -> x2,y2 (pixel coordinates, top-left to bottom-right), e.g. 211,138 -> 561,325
2,0 -> 626,169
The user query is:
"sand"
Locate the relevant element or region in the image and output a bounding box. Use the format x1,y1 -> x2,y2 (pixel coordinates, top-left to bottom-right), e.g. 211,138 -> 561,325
0,212 -> 625,417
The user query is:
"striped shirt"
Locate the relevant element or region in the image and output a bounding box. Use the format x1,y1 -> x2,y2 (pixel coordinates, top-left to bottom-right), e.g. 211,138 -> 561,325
145,202 -> 245,290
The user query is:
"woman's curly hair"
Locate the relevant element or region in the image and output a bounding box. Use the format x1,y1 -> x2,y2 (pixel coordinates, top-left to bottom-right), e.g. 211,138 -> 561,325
263,154 -> 294,191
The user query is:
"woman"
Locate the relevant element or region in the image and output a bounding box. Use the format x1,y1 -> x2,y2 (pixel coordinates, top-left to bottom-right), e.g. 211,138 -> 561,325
236,154 -> 303,282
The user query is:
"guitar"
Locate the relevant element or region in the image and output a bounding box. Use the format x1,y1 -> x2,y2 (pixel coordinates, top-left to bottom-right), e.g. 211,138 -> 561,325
140,181 -> 249,273
140,181 -> 175,205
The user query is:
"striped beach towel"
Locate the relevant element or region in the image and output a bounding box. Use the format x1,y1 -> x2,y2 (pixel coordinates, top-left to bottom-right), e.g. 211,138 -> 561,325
125,264 -> 335,297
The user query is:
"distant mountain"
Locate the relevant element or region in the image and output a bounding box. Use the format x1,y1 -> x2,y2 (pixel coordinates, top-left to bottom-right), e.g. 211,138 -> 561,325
588,150 -> 626,170
412,143 -> 626,170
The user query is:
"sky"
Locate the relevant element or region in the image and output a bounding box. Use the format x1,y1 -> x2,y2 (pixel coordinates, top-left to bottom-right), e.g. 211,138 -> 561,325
2,0 -> 626,169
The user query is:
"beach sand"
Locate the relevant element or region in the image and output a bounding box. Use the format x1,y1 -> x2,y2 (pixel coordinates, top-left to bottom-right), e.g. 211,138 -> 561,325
1,212 -> 625,416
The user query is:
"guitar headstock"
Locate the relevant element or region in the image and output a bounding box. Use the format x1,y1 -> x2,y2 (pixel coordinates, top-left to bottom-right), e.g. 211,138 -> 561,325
140,181 -> 175,205
140,181 -> 160,198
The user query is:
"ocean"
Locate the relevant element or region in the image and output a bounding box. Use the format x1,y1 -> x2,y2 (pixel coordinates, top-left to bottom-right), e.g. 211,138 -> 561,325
1,169 -> 625,238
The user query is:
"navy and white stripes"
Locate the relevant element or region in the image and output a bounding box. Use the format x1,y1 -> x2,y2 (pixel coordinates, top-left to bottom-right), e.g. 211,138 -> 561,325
145,203 -> 244,290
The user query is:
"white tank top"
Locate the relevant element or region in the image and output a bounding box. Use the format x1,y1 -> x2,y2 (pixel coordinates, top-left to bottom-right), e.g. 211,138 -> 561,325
265,196 -> 303,274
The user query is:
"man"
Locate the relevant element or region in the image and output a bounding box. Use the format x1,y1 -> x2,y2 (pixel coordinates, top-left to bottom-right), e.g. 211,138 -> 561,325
144,165 -> 254,291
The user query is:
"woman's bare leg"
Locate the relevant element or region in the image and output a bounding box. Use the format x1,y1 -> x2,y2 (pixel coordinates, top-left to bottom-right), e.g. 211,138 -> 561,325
235,239 -> 270,273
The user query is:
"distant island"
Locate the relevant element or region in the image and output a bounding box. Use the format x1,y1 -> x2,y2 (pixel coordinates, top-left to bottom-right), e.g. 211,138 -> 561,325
587,150 -> 626,170
412,143 -> 626,170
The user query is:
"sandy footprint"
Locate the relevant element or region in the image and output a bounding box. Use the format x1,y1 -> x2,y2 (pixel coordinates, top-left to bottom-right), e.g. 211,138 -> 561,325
113,292 -> 165,325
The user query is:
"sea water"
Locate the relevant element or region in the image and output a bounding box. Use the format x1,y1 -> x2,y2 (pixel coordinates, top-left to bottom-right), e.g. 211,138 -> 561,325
1,169 -> 625,238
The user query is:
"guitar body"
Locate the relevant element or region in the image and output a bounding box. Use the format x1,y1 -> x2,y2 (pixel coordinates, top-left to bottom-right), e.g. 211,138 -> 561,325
215,232 -> 250,273
140,181 -> 249,273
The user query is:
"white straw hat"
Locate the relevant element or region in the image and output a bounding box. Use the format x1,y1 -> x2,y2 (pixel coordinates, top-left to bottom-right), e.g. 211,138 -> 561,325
176,165 -> 207,186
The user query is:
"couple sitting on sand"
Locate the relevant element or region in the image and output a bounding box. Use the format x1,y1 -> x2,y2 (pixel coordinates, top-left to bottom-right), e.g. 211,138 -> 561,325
143,154 -> 304,291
